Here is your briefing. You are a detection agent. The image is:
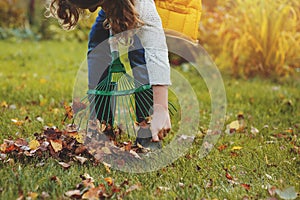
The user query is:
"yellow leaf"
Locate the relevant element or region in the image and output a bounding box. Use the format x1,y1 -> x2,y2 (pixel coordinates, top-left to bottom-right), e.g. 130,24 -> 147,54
11,118 -> 24,126
1,101 -> 8,108
0,143 -> 7,152
103,162 -> 111,173
29,140 -> 40,150
231,146 -> 243,151
27,192 -> 38,200
50,140 -> 63,152
74,133 -> 84,144
229,120 -> 240,130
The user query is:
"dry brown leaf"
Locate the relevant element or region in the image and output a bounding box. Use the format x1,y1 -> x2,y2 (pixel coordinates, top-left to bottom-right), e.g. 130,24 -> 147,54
75,156 -> 88,164
82,187 -> 101,200
125,183 -> 142,195
58,162 -> 71,169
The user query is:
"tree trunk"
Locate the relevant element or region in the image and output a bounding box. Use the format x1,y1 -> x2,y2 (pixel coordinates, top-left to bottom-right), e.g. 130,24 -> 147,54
28,0 -> 35,25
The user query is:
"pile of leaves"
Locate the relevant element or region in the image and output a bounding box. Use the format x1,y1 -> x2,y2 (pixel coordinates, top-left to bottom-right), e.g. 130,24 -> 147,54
0,125 -> 93,165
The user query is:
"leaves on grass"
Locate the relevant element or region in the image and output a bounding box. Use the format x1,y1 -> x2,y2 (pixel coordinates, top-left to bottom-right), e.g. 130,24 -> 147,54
225,113 -> 246,134
65,174 -> 141,199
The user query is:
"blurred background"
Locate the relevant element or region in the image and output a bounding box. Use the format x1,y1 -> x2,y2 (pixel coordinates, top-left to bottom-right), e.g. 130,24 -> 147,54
0,0 -> 299,78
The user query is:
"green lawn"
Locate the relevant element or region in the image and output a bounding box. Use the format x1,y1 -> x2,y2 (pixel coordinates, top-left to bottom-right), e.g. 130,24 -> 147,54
0,40 -> 299,199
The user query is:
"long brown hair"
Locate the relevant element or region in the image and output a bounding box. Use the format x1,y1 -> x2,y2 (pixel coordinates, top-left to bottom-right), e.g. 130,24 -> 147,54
47,0 -> 143,34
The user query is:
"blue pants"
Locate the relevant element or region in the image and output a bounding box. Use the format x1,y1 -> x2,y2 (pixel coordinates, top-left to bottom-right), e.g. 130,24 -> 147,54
88,10 -> 153,124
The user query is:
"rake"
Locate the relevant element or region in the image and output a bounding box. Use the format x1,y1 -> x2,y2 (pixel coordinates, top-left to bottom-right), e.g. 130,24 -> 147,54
73,34 -> 174,141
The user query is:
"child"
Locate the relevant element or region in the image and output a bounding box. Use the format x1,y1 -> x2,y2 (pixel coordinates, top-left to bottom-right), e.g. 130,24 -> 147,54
48,0 -> 171,143
87,9 -> 154,145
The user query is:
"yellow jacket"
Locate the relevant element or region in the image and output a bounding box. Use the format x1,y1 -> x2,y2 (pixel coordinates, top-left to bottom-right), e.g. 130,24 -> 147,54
155,0 -> 202,43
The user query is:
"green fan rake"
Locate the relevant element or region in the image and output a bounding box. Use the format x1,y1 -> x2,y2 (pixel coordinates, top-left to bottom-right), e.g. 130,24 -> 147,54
75,54 -> 155,138
73,34 -> 176,142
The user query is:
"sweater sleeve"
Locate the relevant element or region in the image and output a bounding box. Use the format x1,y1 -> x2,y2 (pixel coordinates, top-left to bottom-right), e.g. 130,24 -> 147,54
135,0 -> 171,85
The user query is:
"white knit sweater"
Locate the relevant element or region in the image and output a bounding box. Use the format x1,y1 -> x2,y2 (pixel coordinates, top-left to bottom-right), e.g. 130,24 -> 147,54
135,0 -> 171,85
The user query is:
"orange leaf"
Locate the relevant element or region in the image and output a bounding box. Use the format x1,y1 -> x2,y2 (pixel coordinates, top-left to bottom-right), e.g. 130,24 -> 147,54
225,173 -> 233,180
64,104 -> 74,119
240,183 -> 251,191
104,177 -> 113,186
217,144 -> 227,151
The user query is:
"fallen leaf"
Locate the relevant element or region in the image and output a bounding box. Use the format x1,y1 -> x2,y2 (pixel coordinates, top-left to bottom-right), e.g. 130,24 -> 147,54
65,190 -> 81,198
29,140 -> 40,150
231,146 -> 243,151
74,133 -> 84,144
178,182 -> 184,188
11,118 -> 24,126
157,186 -> 170,192
82,187 -> 101,200
0,143 -> 7,152
125,183 -> 142,194
50,140 -> 63,153
14,138 -> 28,147
104,177 -> 113,186
275,186 -> 298,200
64,104 -> 73,120
75,156 -> 88,164
36,116 -> 44,123
129,150 -> 141,159
40,192 -> 50,199
27,192 -> 38,200
225,173 -> 233,180
240,183 -> 251,191
58,162 -> 71,169
50,176 -> 62,185
217,144 -> 228,151
0,101 -> 8,108
251,126 -> 259,134
103,162 -> 111,173
75,145 -> 87,155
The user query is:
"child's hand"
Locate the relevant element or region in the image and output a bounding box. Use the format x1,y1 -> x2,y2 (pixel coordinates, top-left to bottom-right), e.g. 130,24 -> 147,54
150,104 -> 171,141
